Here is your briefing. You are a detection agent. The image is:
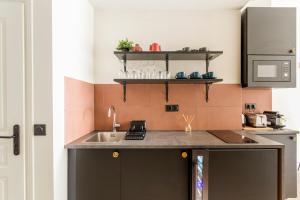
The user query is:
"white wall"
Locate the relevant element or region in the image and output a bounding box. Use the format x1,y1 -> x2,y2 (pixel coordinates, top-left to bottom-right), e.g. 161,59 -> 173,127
52,0 -> 94,200
270,0 -> 300,162
54,0 -> 94,83
243,0 -> 271,8
94,10 -> 241,83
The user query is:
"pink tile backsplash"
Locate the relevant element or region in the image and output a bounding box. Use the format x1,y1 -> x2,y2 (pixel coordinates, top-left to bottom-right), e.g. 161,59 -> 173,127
65,79 -> 272,143
65,77 -> 95,144
94,84 -> 271,132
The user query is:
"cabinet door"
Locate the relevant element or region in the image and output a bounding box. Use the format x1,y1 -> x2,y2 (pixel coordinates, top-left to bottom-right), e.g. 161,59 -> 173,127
260,134 -> 297,198
68,149 -> 121,200
121,149 -> 189,200
208,149 -> 278,200
247,7 -> 296,55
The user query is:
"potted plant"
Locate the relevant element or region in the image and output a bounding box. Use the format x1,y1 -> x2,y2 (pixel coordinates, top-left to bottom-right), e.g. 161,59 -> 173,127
116,38 -> 134,52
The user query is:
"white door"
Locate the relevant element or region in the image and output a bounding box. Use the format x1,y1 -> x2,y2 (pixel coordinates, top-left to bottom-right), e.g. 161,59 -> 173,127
0,2 -> 25,200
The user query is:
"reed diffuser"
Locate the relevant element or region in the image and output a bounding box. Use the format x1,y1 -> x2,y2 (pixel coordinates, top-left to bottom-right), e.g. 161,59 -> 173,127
182,114 -> 195,133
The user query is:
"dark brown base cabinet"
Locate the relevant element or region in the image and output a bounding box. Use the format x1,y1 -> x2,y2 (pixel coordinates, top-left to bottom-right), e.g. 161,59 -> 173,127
68,149 -> 280,200
121,150 -> 189,200
68,149 -> 190,200
68,149 -> 121,200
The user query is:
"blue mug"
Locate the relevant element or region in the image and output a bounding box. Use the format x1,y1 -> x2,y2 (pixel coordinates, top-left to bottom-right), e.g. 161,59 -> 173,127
203,72 -> 214,79
175,72 -> 187,79
189,72 -> 201,79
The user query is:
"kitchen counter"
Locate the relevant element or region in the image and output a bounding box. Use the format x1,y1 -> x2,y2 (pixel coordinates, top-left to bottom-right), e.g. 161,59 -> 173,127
65,130 -> 285,149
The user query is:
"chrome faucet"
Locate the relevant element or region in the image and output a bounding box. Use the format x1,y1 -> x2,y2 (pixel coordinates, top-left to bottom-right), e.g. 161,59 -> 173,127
108,106 -> 120,132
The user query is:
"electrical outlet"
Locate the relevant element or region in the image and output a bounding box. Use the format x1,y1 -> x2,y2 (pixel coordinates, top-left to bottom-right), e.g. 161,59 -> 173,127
165,104 -> 179,112
245,103 -> 256,111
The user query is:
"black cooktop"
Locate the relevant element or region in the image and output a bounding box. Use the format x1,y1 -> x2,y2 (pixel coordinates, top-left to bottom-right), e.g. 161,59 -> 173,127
207,130 -> 257,144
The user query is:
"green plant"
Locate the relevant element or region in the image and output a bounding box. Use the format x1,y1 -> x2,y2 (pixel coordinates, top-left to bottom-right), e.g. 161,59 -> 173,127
116,38 -> 134,51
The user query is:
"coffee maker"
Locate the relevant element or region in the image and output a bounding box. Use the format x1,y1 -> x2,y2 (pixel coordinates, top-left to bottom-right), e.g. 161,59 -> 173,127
263,111 -> 286,129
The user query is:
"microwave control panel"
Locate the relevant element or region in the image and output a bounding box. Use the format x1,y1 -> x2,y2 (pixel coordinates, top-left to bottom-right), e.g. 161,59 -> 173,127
282,61 -> 291,81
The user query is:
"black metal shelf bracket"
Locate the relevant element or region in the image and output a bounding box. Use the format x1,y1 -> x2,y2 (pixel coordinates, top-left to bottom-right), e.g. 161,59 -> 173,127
204,53 -> 210,102
205,83 -> 210,103
123,54 -> 127,72
205,53 -> 209,73
165,54 -> 169,72
165,82 -> 169,102
122,81 -> 126,102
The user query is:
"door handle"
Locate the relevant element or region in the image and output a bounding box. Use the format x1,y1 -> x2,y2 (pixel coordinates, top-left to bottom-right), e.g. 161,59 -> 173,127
289,136 -> 294,140
289,48 -> 296,54
0,125 -> 20,155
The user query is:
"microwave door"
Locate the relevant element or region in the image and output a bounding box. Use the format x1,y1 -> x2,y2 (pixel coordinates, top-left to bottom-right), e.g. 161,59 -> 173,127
253,61 -> 281,82
253,60 -> 291,82
192,150 -> 209,200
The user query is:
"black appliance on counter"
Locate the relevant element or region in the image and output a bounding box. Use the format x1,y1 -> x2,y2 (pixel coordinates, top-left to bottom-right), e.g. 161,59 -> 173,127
242,7 -> 296,88
263,111 -> 286,129
244,113 -> 268,128
125,120 -> 146,140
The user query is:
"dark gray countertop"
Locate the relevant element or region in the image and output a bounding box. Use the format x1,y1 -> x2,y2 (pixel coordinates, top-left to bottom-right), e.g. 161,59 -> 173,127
65,130 -> 288,149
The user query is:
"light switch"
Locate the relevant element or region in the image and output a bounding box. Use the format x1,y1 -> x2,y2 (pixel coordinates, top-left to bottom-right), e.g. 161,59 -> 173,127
34,124 -> 46,136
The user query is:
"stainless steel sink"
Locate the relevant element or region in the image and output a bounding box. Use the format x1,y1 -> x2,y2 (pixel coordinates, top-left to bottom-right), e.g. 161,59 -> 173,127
84,132 -> 126,143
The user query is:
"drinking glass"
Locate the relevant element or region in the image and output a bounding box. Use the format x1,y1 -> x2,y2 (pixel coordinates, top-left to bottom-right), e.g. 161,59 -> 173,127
118,70 -> 124,79
145,68 -> 151,79
138,70 -> 146,79
127,70 -> 133,79
166,71 -> 171,79
132,70 -> 138,79
157,71 -> 163,79
162,71 -> 169,79
151,69 -> 157,79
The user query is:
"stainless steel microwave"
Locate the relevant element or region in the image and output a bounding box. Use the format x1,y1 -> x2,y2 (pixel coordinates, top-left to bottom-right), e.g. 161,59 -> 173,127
242,55 -> 296,88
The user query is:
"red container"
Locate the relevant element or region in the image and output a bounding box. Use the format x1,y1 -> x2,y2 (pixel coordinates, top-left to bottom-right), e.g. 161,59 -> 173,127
133,44 -> 143,52
149,43 -> 161,51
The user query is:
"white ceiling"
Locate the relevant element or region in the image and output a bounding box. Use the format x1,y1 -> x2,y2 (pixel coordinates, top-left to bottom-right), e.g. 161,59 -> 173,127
89,0 -> 251,11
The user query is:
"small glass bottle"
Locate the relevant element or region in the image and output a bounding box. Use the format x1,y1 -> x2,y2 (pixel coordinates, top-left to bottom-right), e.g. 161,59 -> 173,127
185,124 -> 192,133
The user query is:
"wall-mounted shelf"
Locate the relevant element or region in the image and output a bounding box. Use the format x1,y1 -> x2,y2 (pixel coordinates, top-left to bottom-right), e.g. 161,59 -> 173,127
114,78 -> 223,102
114,78 -> 222,84
113,50 -> 224,102
114,51 -> 223,61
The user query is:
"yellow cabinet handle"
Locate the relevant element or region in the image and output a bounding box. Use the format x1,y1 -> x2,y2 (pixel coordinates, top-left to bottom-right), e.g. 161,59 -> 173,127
112,151 -> 119,158
181,151 -> 188,159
